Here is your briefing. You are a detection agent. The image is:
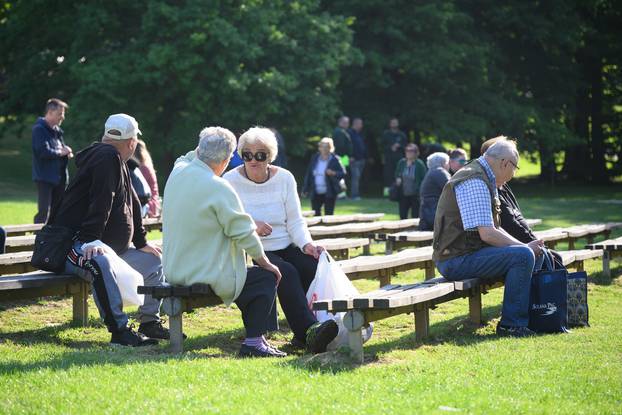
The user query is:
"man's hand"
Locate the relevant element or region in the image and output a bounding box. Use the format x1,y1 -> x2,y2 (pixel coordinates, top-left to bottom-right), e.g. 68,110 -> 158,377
527,239 -> 545,257
84,245 -> 106,260
139,243 -> 162,258
255,221 -> 273,237
255,255 -> 282,285
391,143 -> 400,152
395,178 -> 402,186
303,243 -> 325,259
325,169 -> 336,177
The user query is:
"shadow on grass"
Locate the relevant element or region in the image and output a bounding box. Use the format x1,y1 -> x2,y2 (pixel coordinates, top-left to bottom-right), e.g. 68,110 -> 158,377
285,303 -> 506,373
589,264 -> 622,286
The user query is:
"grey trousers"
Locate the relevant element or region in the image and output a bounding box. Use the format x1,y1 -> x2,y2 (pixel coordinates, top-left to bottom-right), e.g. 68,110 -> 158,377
64,241 -> 163,332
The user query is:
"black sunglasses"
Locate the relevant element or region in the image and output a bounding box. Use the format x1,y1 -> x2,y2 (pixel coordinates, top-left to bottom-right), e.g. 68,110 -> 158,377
451,158 -> 467,165
242,151 -> 268,162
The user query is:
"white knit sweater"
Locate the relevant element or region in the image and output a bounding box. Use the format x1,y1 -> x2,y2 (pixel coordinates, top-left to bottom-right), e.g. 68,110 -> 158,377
223,167 -> 312,251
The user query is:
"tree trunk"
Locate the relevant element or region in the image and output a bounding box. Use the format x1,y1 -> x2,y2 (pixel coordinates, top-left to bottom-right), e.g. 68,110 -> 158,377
562,82 -> 590,180
590,58 -> 608,183
538,143 -> 556,184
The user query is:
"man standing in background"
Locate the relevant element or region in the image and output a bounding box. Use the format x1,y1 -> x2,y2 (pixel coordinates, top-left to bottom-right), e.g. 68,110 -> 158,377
448,148 -> 468,174
32,98 -> 73,223
332,115 -> 352,199
348,117 -> 367,200
382,117 -> 406,197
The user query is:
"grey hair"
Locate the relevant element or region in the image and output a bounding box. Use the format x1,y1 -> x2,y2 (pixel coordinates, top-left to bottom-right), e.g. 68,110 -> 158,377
484,138 -> 519,161
319,137 -> 335,153
196,126 -> 237,164
426,152 -> 450,169
237,127 -> 278,163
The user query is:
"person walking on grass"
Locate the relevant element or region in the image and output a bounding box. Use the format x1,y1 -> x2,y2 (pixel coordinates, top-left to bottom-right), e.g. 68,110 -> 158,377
433,138 -> 545,337
394,143 -> 426,219
382,117 -> 407,197
348,117 -> 367,200
32,98 -> 73,224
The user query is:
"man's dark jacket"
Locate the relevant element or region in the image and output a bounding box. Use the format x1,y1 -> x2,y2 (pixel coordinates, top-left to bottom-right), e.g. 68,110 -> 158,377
51,142 -> 147,254
31,117 -> 69,185
499,184 -> 563,268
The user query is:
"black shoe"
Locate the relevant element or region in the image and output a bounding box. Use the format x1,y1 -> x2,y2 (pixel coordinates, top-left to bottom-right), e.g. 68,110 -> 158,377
238,344 -> 287,358
496,324 -> 536,338
110,326 -> 159,347
138,320 -> 187,340
305,320 -> 339,354
289,336 -> 306,350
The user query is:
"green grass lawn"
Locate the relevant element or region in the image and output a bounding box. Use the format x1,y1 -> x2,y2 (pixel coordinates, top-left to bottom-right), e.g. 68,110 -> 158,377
1,139 -> 622,414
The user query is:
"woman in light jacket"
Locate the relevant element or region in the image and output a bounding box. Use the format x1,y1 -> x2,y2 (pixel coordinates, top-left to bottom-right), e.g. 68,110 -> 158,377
302,137 -> 346,216
224,128 -> 338,353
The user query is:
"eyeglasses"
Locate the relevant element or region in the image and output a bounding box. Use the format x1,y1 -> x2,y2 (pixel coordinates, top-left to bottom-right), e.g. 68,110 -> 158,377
242,151 -> 268,162
451,158 -> 467,165
503,159 -> 520,170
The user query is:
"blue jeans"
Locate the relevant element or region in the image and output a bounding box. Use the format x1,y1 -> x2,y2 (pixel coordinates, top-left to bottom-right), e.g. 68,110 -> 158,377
435,245 -> 537,327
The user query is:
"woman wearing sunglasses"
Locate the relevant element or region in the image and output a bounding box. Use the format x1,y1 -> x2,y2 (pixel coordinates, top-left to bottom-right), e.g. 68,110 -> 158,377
223,127 -> 338,353
301,137 -> 346,216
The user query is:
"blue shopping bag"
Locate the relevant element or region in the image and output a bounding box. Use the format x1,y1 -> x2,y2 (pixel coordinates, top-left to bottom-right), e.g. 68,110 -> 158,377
528,250 -> 570,333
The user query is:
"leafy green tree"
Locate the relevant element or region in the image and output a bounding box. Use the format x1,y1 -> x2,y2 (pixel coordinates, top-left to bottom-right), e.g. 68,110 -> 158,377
1,0 -> 354,171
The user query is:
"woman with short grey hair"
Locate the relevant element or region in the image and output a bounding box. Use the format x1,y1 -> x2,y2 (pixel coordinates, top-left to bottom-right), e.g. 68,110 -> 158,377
418,152 -> 451,231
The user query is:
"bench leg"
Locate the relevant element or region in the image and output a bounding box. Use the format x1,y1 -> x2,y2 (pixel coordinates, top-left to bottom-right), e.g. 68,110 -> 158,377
424,262 -> 435,280
363,240 -> 371,256
169,313 -> 184,353
414,304 -> 429,341
343,310 -> 365,363
468,288 -> 483,325
72,281 -> 89,326
568,238 -> 576,250
576,260 -> 584,272
378,271 -> 391,287
385,240 -> 394,255
162,297 -> 184,353
603,251 -> 611,278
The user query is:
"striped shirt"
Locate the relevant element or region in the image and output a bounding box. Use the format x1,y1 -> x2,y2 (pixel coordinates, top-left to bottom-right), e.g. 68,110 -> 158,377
454,157 -> 497,230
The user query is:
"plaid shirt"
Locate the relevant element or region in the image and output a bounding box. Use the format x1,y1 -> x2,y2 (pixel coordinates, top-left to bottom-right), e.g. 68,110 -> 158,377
454,157 -> 497,230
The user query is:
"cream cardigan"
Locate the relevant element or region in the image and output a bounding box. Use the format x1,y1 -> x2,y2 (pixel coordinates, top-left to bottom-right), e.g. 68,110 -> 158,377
162,151 -> 264,305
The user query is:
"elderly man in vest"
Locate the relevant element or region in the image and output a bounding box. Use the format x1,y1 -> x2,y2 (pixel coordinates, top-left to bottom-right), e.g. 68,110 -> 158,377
432,138 -> 544,337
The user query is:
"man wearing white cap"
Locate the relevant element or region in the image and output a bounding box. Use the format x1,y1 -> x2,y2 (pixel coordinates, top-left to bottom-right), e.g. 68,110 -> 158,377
50,114 -> 170,347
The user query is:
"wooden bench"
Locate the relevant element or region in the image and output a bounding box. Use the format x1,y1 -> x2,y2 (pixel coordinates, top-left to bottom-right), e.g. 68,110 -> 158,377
376,219 -> 543,254
3,217 -> 164,237
338,246 -> 435,285
308,219 -> 419,251
314,248 -> 604,362
586,236 -> 622,278
0,272 -> 89,325
138,283 -> 222,353
315,238 -> 370,259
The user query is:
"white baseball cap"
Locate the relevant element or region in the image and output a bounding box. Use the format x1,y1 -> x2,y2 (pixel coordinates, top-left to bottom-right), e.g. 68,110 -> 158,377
104,113 -> 142,140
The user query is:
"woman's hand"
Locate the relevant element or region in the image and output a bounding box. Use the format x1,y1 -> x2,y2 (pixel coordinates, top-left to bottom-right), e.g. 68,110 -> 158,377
255,255 -> 282,285
139,243 -> 162,259
395,178 -> 402,186
325,169 -> 337,176
255,220 -> 273,237
303,243 -> 325,259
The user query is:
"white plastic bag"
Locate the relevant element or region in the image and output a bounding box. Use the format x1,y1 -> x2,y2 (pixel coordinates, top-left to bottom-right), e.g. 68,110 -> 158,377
81,241 -> 145,307
306,251 -> 372,350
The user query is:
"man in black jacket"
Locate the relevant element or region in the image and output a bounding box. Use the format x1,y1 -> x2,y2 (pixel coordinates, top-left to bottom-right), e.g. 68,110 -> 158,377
52,114 -> 168,347
480,137 -> 563,268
